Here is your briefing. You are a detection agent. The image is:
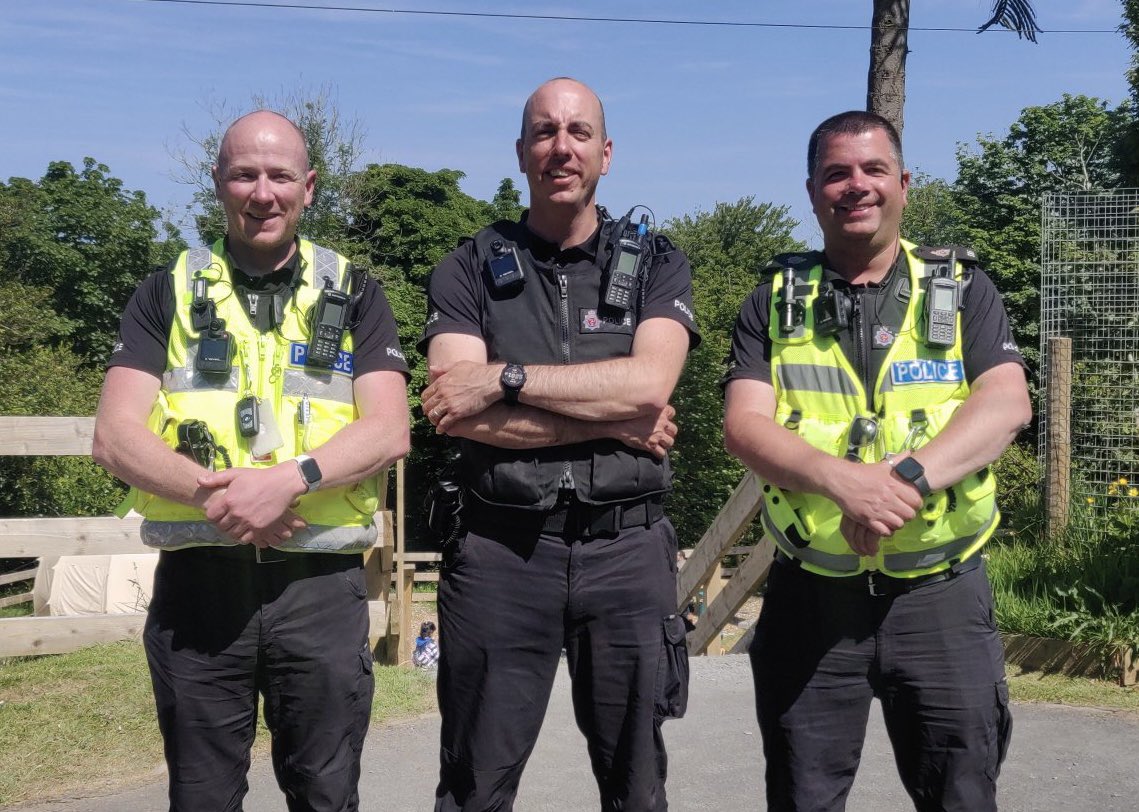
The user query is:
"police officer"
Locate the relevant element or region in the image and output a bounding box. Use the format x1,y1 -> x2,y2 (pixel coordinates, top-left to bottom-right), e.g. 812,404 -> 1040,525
92,110 -> 410,812
723,111 -> 1031,811
420,77 -> 700,811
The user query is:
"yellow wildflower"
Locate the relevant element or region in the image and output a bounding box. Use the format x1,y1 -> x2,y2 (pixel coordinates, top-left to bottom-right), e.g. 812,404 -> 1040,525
1108,484 -> 1119,496
1118,477 -> 1130,486
1086,497 -> 1095,504
1130,487 -> 1138,498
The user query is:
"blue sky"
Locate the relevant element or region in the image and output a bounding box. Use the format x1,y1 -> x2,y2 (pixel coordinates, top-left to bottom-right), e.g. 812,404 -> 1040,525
2,1 -> 1131,243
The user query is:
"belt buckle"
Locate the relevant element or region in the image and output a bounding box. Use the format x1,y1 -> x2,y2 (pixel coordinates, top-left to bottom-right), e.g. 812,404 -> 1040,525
867,571 -> 887,597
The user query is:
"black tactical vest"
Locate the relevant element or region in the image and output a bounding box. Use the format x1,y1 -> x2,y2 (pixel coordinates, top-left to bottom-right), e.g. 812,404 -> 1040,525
459,219 -> 672,510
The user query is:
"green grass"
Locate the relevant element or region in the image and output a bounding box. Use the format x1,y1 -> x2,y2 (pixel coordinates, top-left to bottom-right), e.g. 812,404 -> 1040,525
1007,665 -> 1139,712
0,641 -> 437,808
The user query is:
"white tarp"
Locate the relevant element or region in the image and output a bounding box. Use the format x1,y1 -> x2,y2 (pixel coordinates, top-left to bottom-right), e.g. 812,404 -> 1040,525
33,554 -> 157,616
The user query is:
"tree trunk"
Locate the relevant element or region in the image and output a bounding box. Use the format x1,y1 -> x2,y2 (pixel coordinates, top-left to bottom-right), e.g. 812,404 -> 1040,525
867,0 -> 910,138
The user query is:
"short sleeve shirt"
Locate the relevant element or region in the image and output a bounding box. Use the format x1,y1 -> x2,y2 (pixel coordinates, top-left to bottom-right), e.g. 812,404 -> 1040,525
419,216 -> 701,353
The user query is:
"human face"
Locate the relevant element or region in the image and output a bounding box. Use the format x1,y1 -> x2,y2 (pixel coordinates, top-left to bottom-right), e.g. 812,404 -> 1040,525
807,128 -> 909,253
516,80 -> 612,217
212,112 -> 315,272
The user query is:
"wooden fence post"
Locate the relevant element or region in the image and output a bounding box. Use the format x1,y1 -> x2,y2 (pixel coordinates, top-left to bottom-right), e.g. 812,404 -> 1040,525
1044,337 -> 1072,538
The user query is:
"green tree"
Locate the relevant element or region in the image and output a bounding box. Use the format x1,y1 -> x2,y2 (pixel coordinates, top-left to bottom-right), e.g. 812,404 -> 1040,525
0,159 -> 181,363
953,94 -> 1128,374
0,282 -> 124,516
664,197 -> 803,545
173,85 -> 368,249
489,178 -> 525,222
349,163 -> 506,545
900,171 -> 968,247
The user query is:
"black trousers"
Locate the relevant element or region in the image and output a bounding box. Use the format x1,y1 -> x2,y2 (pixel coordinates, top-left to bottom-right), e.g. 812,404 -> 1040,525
144,547 -> 374,812
750,558 -> 1013,812
434,516 -> 683,812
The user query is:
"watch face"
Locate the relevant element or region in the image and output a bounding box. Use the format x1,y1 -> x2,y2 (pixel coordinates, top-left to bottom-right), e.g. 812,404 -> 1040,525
895,457 -> 923,481
502,365 -> 525,390
298,456 -> 322,485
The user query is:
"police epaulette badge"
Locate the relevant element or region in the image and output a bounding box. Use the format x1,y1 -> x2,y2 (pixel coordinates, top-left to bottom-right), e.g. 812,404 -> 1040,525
912,245 -> 980,264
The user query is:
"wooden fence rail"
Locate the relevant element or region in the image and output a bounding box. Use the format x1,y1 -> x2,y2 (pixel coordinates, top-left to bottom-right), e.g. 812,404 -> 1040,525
0,416 -> 419,661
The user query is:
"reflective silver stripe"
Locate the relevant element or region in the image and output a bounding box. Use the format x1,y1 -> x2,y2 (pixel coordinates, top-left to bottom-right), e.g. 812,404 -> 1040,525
882,507 -> 998,571
163,359 -> 240,392
282,369 -> 354,404
760,502 -> 861,572
777,363 -> 859,396
185,246 -> 214,282
312,245 -> 340,289
141,520 -> 376,551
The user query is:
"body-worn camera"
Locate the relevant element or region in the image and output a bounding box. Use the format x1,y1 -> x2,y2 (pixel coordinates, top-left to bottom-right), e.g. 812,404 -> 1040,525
814,282 -> 851,337
196,319 -> 234,376
485,239 -> 524,290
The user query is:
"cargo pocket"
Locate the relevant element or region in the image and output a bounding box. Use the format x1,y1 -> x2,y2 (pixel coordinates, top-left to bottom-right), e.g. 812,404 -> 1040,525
987,680 -> 1013,781
654,613 -> 690,722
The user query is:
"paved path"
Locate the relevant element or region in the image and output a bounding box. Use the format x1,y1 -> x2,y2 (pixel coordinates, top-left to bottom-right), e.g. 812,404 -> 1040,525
15,655 -> 1139,811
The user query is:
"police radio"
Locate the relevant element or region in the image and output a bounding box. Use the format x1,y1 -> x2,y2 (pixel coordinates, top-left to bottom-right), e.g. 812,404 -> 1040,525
925,250 -> 959,349
485,239 -> 525,290
306,283 -> 350,369
604,213 -> 650,311
195,319 -> 234,375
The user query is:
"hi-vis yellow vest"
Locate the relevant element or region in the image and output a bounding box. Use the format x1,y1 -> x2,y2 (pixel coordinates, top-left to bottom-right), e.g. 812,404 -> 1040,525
122,239 -> 380,551
761,240 -> 999,578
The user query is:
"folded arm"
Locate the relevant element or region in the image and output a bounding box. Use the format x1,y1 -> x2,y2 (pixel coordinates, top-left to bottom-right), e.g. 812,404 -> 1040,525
424,332 -> 677,456
421,317 -> 690,426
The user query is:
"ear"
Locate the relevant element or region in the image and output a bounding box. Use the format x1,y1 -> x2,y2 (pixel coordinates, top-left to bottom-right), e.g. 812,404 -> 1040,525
900,168 -> 911,207
303,168 -> 316,208
600,138 -> 613,176
211,165 -> 222,199
805,175 -> 815,207
516,138 -> 525,173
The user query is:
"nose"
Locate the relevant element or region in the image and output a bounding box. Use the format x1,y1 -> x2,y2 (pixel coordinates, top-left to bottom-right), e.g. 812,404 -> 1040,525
251,174 -> 273,204
550,128 -> 572,158
845,168 -> 870,194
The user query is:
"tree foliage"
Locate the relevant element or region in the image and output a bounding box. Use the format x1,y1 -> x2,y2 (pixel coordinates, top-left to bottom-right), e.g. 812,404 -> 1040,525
953,94 -> 1128,374
664,198 -> 804,545
0,159 -> 181,363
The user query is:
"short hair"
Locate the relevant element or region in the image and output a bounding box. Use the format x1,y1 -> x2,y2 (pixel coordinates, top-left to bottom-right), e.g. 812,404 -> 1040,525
519,77 -> 607,142
807,111 -> 903,180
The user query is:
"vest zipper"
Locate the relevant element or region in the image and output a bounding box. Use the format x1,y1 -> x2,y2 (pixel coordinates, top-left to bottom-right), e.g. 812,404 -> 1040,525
557,272 -> 574,491
851,291 -> 871,411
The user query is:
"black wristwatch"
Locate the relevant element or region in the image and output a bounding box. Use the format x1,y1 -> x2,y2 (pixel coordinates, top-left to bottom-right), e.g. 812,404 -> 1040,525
892,456 -> 930,497
500,363 -> 526,405
294,454 -> 323,493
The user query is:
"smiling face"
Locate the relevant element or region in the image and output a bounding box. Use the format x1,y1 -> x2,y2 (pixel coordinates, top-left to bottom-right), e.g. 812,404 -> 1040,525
516,79 -> 612,221
807,127 -> 910,257
212,111 -> 315,273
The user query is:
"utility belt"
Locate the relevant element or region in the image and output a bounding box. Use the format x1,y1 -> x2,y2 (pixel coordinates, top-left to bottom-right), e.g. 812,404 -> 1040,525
159,545 -> 362,567
463,494 -> 664,539
772,548 -> 982,597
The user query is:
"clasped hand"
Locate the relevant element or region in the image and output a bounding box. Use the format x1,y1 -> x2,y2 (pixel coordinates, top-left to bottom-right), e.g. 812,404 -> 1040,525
197,465 -> 307,548
831,457 -> 923,556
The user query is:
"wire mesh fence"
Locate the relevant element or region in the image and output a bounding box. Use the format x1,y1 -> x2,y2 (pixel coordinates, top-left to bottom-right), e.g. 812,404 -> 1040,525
1040,191 -> 1139,519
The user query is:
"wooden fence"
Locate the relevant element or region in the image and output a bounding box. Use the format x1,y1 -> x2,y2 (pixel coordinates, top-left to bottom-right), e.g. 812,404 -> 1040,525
0,416 -> 438,664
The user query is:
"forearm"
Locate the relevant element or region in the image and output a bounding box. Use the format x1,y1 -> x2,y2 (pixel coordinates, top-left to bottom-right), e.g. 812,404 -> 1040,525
520,357 -> 667,421
445,403 -> 608,449
94,424 -> 221,508
724,411 -> 846,499
305,414 -> 411,489
910,363 -> 1032,491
